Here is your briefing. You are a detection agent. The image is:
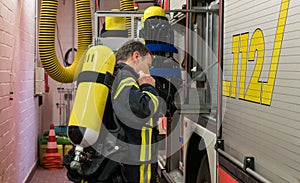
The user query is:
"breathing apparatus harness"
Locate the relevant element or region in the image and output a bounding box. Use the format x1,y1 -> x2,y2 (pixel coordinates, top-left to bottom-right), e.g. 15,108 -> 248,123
63,66 -> 128,183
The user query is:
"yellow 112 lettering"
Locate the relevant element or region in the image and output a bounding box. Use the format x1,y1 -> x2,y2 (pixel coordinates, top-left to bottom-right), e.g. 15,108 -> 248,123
223,0 -> 290,106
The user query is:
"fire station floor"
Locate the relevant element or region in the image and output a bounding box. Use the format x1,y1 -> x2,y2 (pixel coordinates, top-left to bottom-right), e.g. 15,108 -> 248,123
30,166 -> 71,183
29,165 -> 168,183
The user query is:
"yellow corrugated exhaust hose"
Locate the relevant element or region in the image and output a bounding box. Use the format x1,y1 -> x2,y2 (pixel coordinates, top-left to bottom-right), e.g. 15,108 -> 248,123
120,0 -> 135,37
38,0 -> 92,83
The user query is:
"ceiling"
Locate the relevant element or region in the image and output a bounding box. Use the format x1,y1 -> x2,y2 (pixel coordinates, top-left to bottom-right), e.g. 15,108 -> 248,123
100,0 -> 154,10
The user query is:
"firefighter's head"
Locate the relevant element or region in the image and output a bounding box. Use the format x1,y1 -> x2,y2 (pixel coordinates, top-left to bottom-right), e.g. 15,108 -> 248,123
116,40 -> 152,74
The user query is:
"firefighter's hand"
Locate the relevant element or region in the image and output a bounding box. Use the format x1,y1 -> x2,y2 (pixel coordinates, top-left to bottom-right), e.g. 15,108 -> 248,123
138,71 -> 155,87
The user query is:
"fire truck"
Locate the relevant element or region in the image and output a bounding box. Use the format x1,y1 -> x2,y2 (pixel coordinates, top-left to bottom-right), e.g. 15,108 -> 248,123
160,0 -> 300,183
218,0 -> 300,182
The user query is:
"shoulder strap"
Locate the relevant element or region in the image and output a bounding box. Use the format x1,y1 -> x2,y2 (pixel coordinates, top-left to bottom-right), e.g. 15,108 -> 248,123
112,112 -> 126,141
77,71 -> 115,89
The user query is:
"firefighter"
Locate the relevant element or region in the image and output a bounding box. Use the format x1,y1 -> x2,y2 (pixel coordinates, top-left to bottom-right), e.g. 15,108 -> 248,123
111,40 -> 164,183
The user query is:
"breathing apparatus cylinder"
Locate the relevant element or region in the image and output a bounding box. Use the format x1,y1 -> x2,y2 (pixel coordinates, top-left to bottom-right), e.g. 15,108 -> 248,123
67,45 -> 115,168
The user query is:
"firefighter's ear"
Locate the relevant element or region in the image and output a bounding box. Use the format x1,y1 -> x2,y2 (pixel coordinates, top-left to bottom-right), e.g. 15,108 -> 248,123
132,51 -> 140,60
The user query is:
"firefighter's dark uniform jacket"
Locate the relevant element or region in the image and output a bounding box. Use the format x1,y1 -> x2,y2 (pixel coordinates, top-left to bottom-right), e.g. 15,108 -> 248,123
112,62 -> 160,183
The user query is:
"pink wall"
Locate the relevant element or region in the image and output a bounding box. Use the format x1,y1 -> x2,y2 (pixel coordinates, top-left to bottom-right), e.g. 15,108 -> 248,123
0,0 -> 39,182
